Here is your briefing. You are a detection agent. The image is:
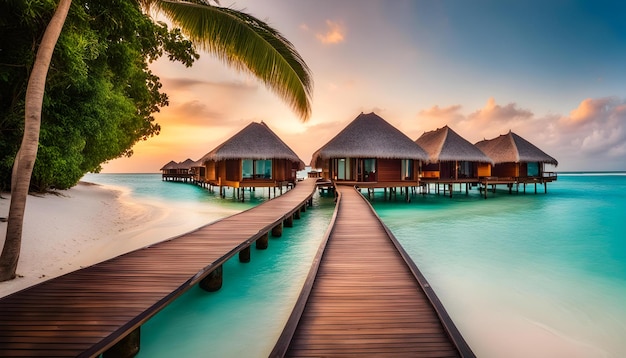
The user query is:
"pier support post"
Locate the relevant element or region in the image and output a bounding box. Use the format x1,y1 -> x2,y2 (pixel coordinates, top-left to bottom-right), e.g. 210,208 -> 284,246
284,215 -> 294,227
272,222 -> 283,237
200,265 -> 223,292
103,326 -> 140,358
256,232 -> 269,250
239,246 -> 251,263
300,204 -> 306,213
294,209 -> 301,219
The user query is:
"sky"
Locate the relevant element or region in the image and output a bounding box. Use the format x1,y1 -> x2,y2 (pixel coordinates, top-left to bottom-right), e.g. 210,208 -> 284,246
101,0 -> 626,173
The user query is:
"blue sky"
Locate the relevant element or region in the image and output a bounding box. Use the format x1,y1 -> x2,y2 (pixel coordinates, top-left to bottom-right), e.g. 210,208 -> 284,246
102,0 -> 626,172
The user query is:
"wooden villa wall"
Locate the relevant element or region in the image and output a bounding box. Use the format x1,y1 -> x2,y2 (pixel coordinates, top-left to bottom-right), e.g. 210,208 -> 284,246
491,162 -> 519,178
273,159 -> 292,182
206,161 -> 217,181
225,159 -> 241,182
477,163 -> 491,177
377,159 -> 402,182
439,162 -> 454,180
519,162 -> 528,177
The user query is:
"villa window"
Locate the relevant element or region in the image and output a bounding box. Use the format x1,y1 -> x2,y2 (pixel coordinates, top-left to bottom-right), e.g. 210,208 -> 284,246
401,159 -> 413,180
527,162 -> 539,177
334,158 -> 352,180
242,159 -> 273,179
242,159 -> 253,179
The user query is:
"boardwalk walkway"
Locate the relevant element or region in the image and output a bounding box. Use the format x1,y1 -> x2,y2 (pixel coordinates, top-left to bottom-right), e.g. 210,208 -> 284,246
0,179 -> 316,357
272,185 -> 474,357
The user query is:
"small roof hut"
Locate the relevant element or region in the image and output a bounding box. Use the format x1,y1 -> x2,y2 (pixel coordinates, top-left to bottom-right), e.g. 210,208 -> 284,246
416,126 -> 493,164
474,131 -> 558,166
160,159 -> 194,182
475,131 -> 558,184
160,160 -> 178,172
177,158 -> 195,171
311,112 -> 428,187
416,125 -> 493,183
197,121 -> 304,193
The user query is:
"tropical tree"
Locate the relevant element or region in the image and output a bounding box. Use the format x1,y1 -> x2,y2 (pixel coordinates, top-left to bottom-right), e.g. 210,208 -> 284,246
0,0 -> 313,282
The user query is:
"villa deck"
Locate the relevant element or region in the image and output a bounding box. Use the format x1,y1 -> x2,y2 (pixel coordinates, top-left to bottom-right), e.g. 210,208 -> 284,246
0,180 -> 316,357
271,185 -> 474,357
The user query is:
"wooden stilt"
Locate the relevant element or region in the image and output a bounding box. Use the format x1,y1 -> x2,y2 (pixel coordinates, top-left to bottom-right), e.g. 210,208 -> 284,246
272,222 -> 283,237
284,214 -> 294,227
103,327 -> 140,358
300,204 -> 306,212
239,246 -> 251,263
256,232 -> 269,249
294,208 -> 301,219
200,265 -> 223,292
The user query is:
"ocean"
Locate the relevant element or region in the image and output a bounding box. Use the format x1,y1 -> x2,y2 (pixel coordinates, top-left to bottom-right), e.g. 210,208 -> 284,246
84,173 -> 626,357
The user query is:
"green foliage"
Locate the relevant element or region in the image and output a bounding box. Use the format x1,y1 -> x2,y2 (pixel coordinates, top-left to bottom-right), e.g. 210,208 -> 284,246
0,0 -> 199,191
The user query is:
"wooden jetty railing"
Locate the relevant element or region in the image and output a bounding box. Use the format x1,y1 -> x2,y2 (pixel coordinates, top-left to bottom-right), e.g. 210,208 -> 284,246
0,179 -> 316,358
271,185 -> 475,357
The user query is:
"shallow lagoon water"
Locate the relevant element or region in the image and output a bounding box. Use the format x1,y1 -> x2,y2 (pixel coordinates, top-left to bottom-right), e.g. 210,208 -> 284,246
87,173 -> 626,357
372,174 -> 626,358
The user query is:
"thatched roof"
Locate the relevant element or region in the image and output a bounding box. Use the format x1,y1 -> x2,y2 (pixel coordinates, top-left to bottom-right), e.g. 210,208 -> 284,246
475,131 -> 558,166
160,160 -> 178,171
177,158 -> 195,170
199,122 -> 303,167
415,125 -> 493,164
310,112 -> 429,166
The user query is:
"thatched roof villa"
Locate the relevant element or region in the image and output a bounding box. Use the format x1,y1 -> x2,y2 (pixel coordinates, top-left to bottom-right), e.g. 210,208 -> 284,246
160,159 -> 194,182
196,121 -> 304,198
474,131 -> 558,195
415,125 -> 494,196
311,112 -> 429,192
416,125 -> 493,179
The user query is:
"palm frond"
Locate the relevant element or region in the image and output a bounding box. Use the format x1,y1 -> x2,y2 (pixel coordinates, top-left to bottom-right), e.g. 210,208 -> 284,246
152,0 -> 313,120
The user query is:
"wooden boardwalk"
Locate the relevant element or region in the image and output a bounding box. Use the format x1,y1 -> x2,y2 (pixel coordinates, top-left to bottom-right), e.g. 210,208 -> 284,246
0,179 -> 316,357
272,185 -> 474,357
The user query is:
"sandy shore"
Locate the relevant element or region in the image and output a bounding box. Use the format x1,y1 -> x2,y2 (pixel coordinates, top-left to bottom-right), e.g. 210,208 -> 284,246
0,182 -> 223,298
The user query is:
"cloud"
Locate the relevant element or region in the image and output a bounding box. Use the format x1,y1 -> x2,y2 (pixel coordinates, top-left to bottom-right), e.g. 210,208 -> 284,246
563,97 -> 618,127
558,97 -> 626,157
165,78 -> 258,92
468,97 -> 533,123
315,20 -> 346,44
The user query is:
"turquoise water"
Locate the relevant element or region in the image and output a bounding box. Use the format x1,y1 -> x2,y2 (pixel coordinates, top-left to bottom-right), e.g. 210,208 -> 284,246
372,174 -> 626,358
83,173 -> 272,209
85,173 -> 626,357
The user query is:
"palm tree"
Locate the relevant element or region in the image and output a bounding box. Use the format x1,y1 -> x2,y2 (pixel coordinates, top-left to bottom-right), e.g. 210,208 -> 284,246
0,0 -> 313,282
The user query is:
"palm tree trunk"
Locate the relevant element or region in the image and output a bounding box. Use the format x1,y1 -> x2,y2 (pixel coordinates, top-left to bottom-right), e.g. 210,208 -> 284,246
0,0 -> 72,282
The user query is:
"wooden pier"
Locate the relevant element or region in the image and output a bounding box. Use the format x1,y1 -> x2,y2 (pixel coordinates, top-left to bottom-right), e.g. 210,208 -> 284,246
0,180 -> 316,357
271,185 -> 474,357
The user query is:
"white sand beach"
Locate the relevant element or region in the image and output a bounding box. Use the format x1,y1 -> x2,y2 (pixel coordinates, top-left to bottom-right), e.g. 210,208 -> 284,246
0,181 -> 221,298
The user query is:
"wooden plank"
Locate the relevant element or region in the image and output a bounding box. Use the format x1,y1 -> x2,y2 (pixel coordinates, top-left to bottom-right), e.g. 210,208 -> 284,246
271,185 -> 474,358
0,180 -> 316,357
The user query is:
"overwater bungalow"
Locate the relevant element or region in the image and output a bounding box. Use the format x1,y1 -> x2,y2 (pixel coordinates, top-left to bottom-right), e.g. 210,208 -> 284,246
160,159 -> 194,182
415,125 -> 493,196
310,112 -> 429,198
474,131 -> 558,195
190,158 -> 207,186
196,121 -> 304,198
